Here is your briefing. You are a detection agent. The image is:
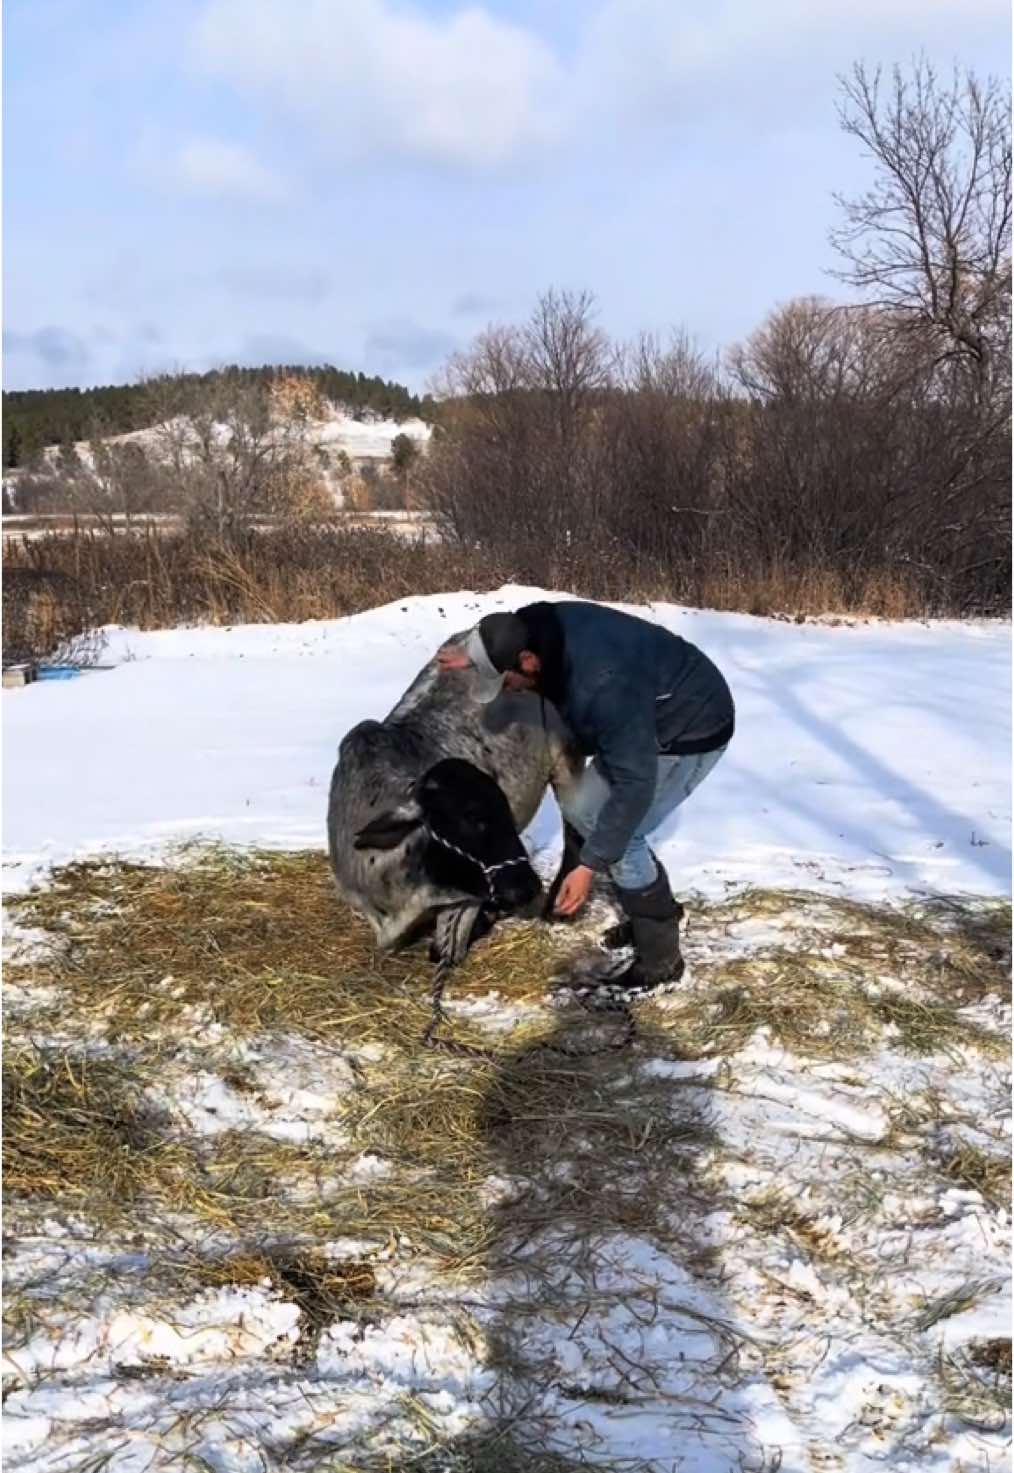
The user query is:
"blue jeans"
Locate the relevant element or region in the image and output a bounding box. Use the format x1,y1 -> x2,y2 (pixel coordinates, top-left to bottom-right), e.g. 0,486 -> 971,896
559,745 -> 728,890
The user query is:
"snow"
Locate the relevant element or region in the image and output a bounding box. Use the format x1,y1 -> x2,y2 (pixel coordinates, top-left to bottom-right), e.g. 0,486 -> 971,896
4,586 -> 1010,898
3,586 -> 1010,1472
25,408 -> 431,472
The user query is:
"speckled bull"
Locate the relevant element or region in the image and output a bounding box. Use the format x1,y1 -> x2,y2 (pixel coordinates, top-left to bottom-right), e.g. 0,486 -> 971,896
327,637 -> 584,962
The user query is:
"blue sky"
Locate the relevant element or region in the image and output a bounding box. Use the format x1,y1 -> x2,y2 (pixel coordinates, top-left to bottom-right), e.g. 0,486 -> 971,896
4,0 -> 1009,392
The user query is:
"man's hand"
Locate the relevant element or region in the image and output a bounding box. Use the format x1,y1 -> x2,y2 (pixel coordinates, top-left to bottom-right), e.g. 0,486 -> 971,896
553,864 -> 595,918
437,643 -> 472,673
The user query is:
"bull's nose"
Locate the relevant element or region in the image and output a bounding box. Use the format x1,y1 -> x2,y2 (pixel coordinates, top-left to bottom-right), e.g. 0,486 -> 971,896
501,869 -> 541,915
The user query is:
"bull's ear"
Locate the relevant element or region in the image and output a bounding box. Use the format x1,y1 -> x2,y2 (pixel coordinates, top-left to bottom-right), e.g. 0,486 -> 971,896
353,810 -> 422,851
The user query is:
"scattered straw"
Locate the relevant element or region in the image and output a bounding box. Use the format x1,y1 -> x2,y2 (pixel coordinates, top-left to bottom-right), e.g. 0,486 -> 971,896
7,853 -> 1008,1068
3,849 -> 1010,1470
701,887 -> 1011,1007
5,847 -> 567,1056
4,1044 -> 192,1206
938,1139 -> 1012,1208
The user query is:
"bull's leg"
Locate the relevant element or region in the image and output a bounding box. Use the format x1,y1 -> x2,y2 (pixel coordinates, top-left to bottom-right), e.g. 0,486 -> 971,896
544,820 -> 585,921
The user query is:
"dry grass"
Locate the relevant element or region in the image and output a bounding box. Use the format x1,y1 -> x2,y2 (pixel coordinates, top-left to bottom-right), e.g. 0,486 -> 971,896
667,560 -> 931,622
189,1248 -> 376,1359
3,526 -> 505,663
642,886 -> 1011,1062
4,1045 -> 193,1206
937,1332 -> 1012,1434
5,849 -> 1007,1285
4,848 -> 714,1269
4,846 -> 566,1052
8,859 -> 1007,1063
734,1187 -> 844,1261
4,849 -> 1010,1470
4,520 -> 995,668
938,1139 -> 1012,1208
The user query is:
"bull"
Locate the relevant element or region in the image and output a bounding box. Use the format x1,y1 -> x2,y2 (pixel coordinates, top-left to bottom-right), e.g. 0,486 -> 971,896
327,638 -> 583,965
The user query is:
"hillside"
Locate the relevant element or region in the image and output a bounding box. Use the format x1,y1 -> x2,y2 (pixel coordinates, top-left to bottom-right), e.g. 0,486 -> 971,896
2,365 -> 436,469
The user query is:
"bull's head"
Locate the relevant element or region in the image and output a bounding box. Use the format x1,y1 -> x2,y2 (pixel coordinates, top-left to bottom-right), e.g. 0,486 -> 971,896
352,757 -> 541,915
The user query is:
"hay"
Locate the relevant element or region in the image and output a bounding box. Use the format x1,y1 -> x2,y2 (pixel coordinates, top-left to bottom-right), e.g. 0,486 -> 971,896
5,848 -> 1008,1264
5,846 -> 565,1056
4,850 -> 1010,1470
642,949 -> 1005,1061
3,1044 -> 195,1206
7,852 -> 1007,1067
185,1247 -> 376,1359
701,887 -> 1011,1007
938,1139 -> 1012,1208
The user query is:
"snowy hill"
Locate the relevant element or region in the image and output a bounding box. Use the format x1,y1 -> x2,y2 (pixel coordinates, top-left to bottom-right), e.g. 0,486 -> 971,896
25,406 -> 431,471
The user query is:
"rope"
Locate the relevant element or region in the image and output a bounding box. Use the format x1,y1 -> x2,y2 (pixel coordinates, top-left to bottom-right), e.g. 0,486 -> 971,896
421,949 -> 637,1062
427,827 -> 532,891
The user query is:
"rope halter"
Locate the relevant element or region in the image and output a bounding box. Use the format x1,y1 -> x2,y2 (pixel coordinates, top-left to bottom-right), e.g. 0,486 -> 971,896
426,825 -> 532,898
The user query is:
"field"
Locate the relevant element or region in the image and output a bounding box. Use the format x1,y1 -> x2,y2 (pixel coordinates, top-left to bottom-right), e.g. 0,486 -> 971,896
3,588 -> 1011,1473
1,510 -> 437,543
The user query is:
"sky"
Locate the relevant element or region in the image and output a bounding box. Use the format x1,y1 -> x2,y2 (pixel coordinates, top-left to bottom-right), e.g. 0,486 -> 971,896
3,0 -> 1009,394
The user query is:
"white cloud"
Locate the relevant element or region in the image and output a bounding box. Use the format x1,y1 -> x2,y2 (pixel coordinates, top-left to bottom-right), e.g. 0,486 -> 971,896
171,137 -> 286,202
191,0 -> 564,172
189,0 -> 1006,180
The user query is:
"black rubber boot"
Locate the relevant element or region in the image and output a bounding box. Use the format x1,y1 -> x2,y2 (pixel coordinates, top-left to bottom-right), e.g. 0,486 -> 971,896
608,865 -> 685,995
601,857 -> 683,951
544,821 -> 586,922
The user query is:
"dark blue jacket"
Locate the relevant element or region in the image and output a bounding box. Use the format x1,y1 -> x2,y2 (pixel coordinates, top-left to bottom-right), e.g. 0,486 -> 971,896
551,602 -> 734,872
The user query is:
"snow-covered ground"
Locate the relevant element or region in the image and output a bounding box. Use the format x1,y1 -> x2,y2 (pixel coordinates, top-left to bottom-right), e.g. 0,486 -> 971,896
3,588 -> 1011,1473
4,586 -> 1009,898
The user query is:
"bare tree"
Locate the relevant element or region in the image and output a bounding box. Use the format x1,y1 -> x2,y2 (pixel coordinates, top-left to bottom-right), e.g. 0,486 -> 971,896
831,58 -> 1012,395
14,433 -> 165,529
144,372 -> 320,539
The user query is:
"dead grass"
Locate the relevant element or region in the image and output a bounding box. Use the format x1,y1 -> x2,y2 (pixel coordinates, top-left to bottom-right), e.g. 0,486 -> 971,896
4,522 -> 996,669
4,849 -> 716,1272
7,858 -> 1007,1065
4,850 -> 1007,1267
4,847 -> 567,1053
344,1433 -> 626,1473
734,1187 -> 843,1260
970,1338 -> 1013,1376
938,1139 -> 1012,1208
700,887 -> 1011,1006
644,885 -> 1010,1061
937,1335 -> 1012,1434
4,850 -> 1010,1470
188,1248 -> 376,1360
3,1044 -> 192,1206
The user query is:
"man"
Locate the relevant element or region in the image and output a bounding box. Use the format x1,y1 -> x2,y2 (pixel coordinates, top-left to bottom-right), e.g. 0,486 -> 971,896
437,599 -> 733,995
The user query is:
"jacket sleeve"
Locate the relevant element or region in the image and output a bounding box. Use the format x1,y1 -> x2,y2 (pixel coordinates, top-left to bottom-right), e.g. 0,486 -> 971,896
579,683 -> 658,873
